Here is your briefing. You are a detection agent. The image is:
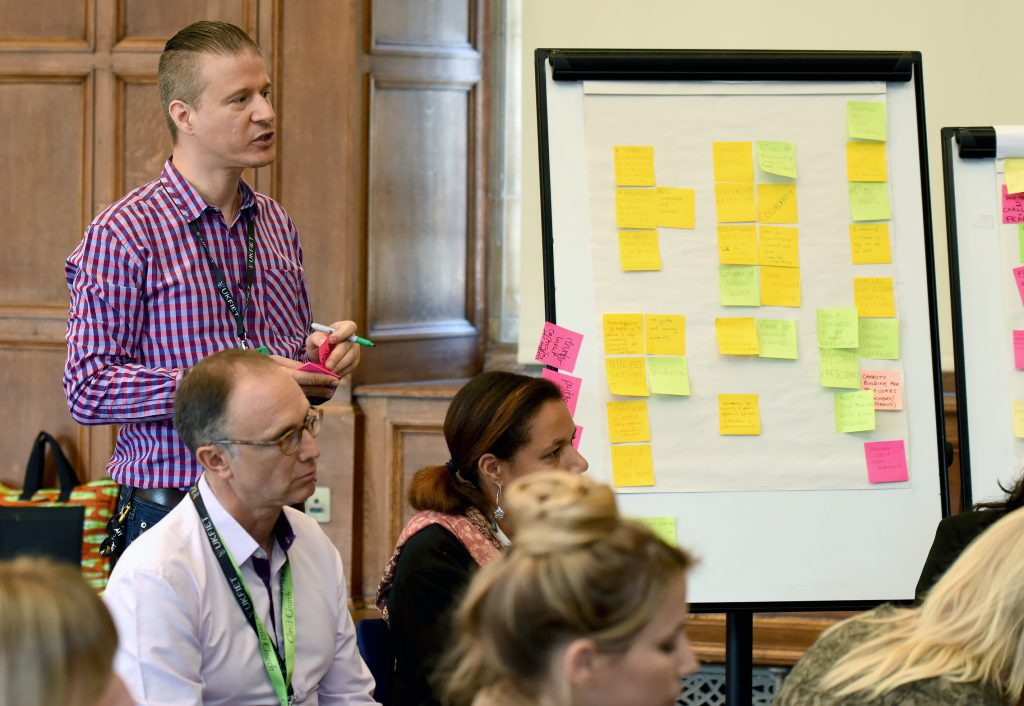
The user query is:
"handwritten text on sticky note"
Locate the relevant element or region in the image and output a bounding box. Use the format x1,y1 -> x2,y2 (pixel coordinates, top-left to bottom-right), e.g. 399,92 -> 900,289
819,348 -> 861,389
760,266 -> 801,307
716,317 -> 760,355
719,394 -> 761,435
756,319 -> 798,360
757,183 -> 798,224
755,140 -> 798,178
853,277 -> 896,318
847,101 -> 886,141
535,322 -> 584,372
718,225 -> 759,265
541,368 -> 582,416
618,230 -> 662,271
645,314 -> 685,356
606,400 -> 650,443
712,141 -> 754,182
605,357 -> 650,397
849,182 -> 892,221
615,188 -> 657,228
656,187 -> 695,229
846,142 -> 888,182
850,223 -> 891,264
758,226 -> 799,267
715,182 -> 757,223
1006,185 -> 1024,225
861,370 -> 904,411
857,319 -> 900,360
647,357 -> 691,396
719,266 -> 760,307
611,445 -> 656,487
864,440 -> 908,483
614,145 -> 655,186
835,390 -> 876,433
817,308 -> 859,349
603,314 -> 644,355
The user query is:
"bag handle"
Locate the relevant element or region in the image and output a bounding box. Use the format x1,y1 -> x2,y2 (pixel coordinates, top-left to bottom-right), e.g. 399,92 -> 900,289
21,431 -> 80,503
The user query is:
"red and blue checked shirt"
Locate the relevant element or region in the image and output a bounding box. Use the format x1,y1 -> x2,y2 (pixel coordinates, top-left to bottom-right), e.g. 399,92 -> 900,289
64,159 -> 312,488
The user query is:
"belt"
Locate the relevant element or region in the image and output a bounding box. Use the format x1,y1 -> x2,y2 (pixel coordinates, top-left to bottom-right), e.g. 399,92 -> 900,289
128,486 -> 188,509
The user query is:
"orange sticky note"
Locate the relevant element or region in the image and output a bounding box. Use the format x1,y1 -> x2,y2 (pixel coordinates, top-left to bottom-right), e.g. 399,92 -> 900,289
758,226 -> 799,267
615,188 -> 657,228
606,401 -> 651,443
853,277 -> 896,318
718,394 -> 761,435
605,357 -> 649,397
715,317 -> 760,355
614,145 -> 655,186
715,183 -> 757,223
712,141 -> 754,182
611,444 -> 656,487
861,370 -> 904,411
718,225 -> 759,264
757,183 -> 798,224
618,230 -> 662,271
849,223 -> 892,264
645,314 -> 685,355
846,142 -> 888,182
656,187 -> 695,228
760,266 -> 801,307
603,314 -> 644,355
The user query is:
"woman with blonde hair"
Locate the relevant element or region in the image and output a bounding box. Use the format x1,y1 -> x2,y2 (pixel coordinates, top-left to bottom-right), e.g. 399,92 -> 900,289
775,506 -> 1024,705
0,557 -> 133,706
444,471 -> 699,706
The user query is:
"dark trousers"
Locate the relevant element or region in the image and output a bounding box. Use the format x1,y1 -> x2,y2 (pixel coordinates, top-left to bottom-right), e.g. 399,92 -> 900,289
108,486 -> 187,566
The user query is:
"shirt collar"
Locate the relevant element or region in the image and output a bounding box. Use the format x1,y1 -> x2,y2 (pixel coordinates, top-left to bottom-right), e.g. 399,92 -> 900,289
159,157 -> 258,225
196,476 -> 295,564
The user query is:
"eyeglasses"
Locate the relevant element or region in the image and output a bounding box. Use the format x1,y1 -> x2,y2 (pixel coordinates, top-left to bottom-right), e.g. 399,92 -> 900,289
211,407 -> 323,456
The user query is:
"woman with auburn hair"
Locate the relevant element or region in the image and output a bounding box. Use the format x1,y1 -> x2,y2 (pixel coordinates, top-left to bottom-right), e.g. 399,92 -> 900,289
444,471 -> 699,706
775,506 -> 1024,705
377,371 -> 588,706
0,557 -> 134,706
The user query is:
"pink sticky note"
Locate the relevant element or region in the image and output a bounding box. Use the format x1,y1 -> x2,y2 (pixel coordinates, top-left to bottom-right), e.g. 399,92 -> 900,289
864,440 -> 908,484
1003,185 -> 1024,225
572,425 -> 583,450
861,370 -> 904,411
541,368 -> 581,416
1015,331 -> 1024,370
535,323 -> 584,372
1014,266 -> 1024,307
297,361 -> 340,379
318,337 -> 333,367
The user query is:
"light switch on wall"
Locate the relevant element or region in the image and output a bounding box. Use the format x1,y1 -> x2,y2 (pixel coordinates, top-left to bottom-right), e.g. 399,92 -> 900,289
305,486 -> 331,523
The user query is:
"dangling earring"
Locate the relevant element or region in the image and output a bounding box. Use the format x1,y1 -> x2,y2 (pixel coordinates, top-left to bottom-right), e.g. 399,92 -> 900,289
493,484 -> 505,521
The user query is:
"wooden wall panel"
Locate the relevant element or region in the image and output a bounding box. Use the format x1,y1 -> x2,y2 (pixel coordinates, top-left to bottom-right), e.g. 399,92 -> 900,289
0,0 -> 88,45
0,77 -> 88,304
117,0 -> 253,46
117,77 -> 172,194
373,0 -> 470,47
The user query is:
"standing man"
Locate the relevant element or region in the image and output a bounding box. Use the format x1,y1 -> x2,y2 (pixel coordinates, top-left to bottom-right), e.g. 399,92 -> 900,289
64,21 -> 359,551
104,350 -> 378,705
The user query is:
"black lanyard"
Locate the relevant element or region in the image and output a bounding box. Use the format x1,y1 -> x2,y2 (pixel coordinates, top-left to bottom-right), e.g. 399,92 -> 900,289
190,486 -> 295,705
189,215 -> 257,349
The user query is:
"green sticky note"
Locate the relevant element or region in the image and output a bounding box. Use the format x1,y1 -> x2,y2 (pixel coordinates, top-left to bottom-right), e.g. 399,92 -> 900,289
1019,224 -> 1024,262
835,390 -> 876,433
817,308 -> 859,349
755,140 -> 798,178
819,348 -> 861,389
634,516 -> 677,546
756,319 -> 798,360
857,319 -> 900,359
647,357 -> 691,396
719,265 -> 760,306
847,101 -> 887,141
849,183 -> 892,222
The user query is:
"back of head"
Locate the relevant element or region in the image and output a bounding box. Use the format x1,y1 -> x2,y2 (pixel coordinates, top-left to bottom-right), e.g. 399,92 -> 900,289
174,349 -> 280,455
822,506 -> 1024,701
444,472 -> 693,705
0,558 -> 118,706
407,371 -> 563,515
158,20 -> 261,140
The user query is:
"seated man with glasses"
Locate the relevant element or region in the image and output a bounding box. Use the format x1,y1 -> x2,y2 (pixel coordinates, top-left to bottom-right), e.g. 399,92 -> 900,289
103,349 -> 378,706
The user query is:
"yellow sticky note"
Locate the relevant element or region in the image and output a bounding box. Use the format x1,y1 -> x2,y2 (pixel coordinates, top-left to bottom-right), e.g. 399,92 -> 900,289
715,317 -> 759,355
615,188 -> 657,228
755,140 -> 798,179
603,314 -> 644,355
1013,401 -> 1024,438
853,277 -> 896,318
645,314 -> 685,355
715,182 -> 757,223
1008,160 -> 1024,196
846,142 -> 888,183
848,101 -> 887,142
835,390 -> 876,433
712,141 -> 754,182
614,146 -> 655,187
618,230 -> 662,271
611,445 -> 655,487
718,394 -> 761,435
758,226 -> 799,267
850,223 -> 892,264
757,183 -> 798,224
718,225 -> 759,264
606,400 -> 650,443
647,357 -> 691,396
760,266 -> 801,307
634,516 -> 677,546
656,187 -> 695,228
605,357 -> 650,397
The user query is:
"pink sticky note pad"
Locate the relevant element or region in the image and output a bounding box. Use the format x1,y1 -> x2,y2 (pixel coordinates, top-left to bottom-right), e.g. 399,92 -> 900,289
541,368 -> 582,416
572,425 -> 583,450
864,440 -> 908,484
535,322 -> 584,373
861,370 -> 904,411
297,361 -> 340,379
1015,331 -> 1024,370
1014,266 -> 1024,307
318,337 -> 334,367
1003,185 -> 1024,225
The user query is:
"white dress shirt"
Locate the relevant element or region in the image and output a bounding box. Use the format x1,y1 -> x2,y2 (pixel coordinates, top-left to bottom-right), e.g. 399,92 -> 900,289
104,477 -> 378,706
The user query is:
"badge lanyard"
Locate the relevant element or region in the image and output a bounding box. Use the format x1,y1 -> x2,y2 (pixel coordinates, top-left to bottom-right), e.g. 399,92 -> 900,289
188,216 -> 257,350
190,487 -> 296,706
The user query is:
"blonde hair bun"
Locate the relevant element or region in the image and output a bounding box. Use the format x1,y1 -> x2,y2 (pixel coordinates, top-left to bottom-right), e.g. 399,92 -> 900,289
505,471 -> 619,556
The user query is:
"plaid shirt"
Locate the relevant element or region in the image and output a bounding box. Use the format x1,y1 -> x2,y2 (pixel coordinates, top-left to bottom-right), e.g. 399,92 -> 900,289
64,159 -> 312,488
